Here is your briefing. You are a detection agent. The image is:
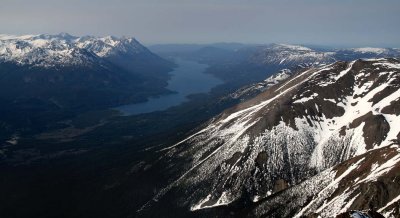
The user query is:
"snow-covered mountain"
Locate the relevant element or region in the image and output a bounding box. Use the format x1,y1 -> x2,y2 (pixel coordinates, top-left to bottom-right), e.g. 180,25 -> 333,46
248,43 -> 400,68
76,35 -> 149,57
249,43 -> 336,66
0,33 -> 154,67
138,58 -> 400,217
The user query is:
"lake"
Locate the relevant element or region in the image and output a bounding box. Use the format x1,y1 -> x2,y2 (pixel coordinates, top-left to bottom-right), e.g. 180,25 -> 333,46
116,58 -> 223,115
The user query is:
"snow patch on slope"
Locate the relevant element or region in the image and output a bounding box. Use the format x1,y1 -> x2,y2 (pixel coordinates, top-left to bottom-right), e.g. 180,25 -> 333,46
352,47 -> 388,54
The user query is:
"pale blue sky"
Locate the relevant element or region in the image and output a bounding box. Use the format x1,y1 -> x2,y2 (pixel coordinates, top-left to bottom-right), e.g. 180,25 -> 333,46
1,0 -> 399,47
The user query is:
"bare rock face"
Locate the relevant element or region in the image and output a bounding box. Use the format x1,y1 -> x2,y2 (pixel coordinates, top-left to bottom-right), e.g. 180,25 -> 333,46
138,58 -> 400,217
349,112 -> 390,149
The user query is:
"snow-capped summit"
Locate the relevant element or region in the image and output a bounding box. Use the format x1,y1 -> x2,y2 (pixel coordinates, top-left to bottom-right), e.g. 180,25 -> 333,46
0,33 -> 150,67
76,35 -> 148,57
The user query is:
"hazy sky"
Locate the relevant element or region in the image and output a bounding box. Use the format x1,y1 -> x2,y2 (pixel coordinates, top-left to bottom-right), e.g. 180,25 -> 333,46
1,0 -> 399,47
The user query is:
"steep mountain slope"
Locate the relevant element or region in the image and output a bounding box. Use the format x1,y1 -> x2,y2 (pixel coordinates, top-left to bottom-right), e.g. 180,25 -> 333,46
248,144 -> 400,217
138,58 -> 400,217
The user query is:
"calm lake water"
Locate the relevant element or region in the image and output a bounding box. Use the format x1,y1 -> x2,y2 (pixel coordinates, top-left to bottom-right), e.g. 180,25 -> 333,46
116,58 -> 223,115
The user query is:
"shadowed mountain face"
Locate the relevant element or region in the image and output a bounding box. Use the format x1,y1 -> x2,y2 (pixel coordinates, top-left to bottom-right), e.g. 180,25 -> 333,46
138,58 -> 400,217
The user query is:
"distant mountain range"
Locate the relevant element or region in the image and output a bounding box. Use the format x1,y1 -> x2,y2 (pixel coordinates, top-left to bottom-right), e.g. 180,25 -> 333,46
249,43 -> 400,66
150,42 -> 400,66
0,33 -> 171,68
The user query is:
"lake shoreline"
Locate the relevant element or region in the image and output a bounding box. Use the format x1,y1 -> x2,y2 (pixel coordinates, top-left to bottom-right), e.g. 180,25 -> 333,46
115,58 -> 223,116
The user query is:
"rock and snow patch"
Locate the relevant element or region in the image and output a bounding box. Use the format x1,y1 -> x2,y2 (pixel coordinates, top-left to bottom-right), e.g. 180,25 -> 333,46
227,69 -> 292,100
293,93 -> 319,104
